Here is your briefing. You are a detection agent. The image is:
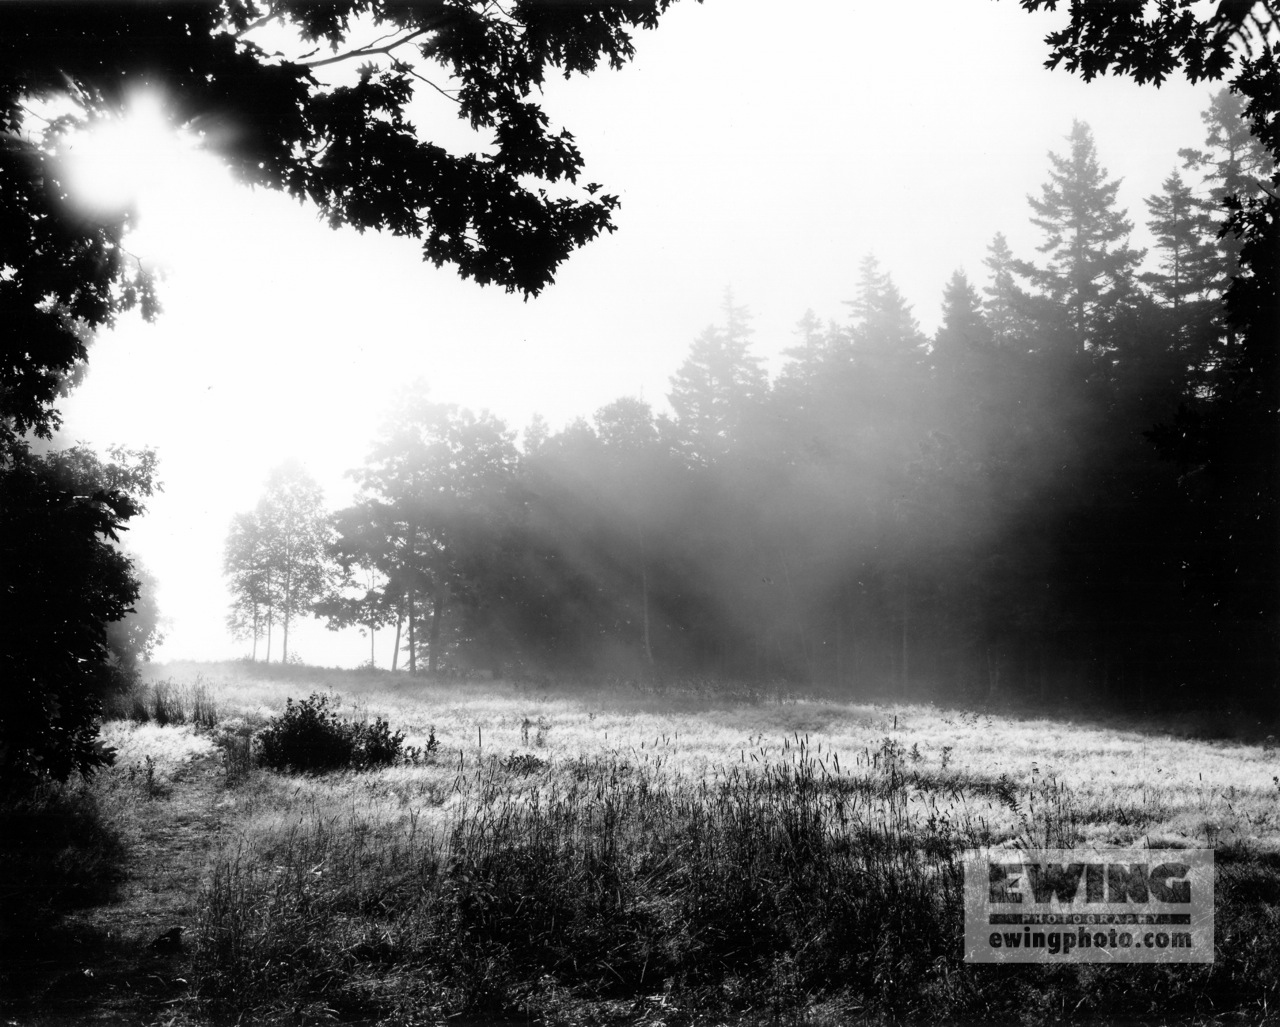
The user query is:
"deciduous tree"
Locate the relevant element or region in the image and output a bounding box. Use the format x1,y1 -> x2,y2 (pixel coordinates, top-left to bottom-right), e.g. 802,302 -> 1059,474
1,444 -> 158,784
350,392 -> 519,673
224,510 -> 272,660
256,462 -> 334,664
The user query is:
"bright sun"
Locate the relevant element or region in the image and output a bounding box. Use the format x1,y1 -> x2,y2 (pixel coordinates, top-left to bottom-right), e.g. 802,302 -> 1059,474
56,89 -> 234,268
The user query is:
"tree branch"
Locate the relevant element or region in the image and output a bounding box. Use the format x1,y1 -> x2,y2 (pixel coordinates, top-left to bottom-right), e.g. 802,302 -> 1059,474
234,10 -> 279,39
300,29 -> 430,69
391,58 -> 460,105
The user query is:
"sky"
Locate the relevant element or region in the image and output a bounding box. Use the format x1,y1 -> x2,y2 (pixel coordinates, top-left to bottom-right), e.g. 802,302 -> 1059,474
52,0 -> 1221,667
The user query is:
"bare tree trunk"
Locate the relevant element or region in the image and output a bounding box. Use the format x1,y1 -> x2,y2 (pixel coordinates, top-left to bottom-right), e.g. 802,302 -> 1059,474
369,623 -> 376,667
428,586 -> 444,675
391,609 -> 402,672
281,562 -> 293,663
408,586 -> 416,674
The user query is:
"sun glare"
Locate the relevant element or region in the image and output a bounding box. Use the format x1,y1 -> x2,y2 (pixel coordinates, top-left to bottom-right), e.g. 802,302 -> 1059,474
61,92 -> 180,214
56,89 -> 233,268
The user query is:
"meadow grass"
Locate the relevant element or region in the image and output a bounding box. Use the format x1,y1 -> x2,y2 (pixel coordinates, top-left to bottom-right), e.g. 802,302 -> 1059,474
120,660 -> 1280,1025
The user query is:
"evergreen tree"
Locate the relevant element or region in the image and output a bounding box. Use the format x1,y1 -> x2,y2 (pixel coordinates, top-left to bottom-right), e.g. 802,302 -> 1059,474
779,309 -> 838,389
834,254 -> 929,442
1024,121 -> 1145,359
845,254 -> 928,365
1142,170 -> 1221,311
668,289 -> 767,465
1181,88 -> 1274,207
1178,89 -> 1276,298
932,270 -> 992,387
982,233 -> 1036,348
1140,169 -> 1222,394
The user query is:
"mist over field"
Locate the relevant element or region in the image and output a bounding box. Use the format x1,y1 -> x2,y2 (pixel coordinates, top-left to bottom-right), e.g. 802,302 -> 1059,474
4,3 -> 1280,1025
222,95 -> 1276,717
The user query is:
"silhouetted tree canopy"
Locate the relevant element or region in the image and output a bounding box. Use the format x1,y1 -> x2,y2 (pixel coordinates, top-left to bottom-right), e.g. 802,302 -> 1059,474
0,0 -> 691,452
1,445 -> 158,785
0,0 -> 691,783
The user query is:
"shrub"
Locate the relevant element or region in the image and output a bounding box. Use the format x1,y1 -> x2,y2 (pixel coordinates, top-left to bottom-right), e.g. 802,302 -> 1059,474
256,694 -> 410,774
212,718 -> 257,787
499,752 -> 547,775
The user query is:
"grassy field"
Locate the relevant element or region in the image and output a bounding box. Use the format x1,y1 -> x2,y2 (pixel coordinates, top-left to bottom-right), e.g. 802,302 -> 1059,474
5,660 -> 1280,1026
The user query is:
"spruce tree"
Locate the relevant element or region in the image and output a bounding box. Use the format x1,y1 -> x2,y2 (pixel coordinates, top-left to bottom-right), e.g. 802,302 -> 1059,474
844,254 -> 928,365
1024,121 -> 1145,359
1142,170 -> 1221,312
1180,88 -> 1275,286
668,290 -> 767,465
982,233 -> 1035,348
932,270 -> 992,386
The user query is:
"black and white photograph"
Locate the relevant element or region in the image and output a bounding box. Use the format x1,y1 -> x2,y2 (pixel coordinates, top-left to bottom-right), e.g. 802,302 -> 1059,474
1,2 -> 1278,1024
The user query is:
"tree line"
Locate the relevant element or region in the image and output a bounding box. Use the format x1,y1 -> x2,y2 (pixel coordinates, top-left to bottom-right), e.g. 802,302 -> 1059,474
7,1 -> 1277,785
226,92 -> 1277,711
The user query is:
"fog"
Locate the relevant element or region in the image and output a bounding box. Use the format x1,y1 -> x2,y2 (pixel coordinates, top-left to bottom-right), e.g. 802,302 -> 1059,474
280,137 -> 1274,713
47,2 -> 1274,712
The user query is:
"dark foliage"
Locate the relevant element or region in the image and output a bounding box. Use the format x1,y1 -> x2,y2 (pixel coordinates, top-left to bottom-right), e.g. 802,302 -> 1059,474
255,693 -> 413,774
0,784 -> 126,1007
2,1 -> 690,791
0,445 -> 157,786
0,1 -> 690,302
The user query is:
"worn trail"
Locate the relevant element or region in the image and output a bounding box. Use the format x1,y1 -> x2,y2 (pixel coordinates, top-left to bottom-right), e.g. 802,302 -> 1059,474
2,751 -> 228,1026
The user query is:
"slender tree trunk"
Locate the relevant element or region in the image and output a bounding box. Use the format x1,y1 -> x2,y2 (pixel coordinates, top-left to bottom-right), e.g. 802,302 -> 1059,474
281,562 -> 293,663
391,608 -> 402,672
407,531 -> 417,674
408,586 -> 416,674
251,603 -> 260,661
369,623 -> 376,667
265,570 -> 274,662
428,586 -> 444,675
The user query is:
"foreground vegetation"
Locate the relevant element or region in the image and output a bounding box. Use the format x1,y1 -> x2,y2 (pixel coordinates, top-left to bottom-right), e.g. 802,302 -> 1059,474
6,660 -> 1280,1026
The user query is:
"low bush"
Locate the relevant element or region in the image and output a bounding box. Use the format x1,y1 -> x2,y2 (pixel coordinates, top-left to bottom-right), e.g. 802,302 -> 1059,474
256,693 -> 416,774
212,718 -> 256,787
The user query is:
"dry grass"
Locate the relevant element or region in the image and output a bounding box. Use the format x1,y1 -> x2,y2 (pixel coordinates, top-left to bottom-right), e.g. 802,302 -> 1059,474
98,660 -> 1280,1025
143,660 -> 1280,853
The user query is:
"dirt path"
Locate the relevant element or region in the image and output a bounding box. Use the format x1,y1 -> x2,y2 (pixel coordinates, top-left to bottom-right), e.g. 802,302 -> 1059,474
3,750 -> 230,1026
